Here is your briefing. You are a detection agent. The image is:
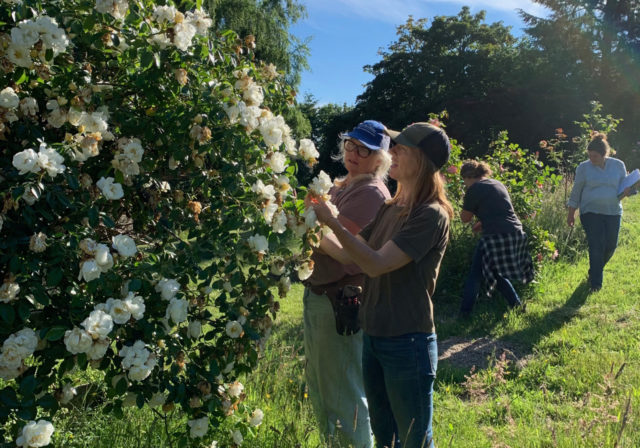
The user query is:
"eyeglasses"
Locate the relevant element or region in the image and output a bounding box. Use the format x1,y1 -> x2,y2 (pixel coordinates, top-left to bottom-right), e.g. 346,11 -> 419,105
345,139 -> 373,158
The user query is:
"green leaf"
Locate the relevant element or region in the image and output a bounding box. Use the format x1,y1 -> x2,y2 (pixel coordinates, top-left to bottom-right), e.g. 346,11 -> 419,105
14,69 -> 28,85
0,387 -> 19,408
103,214 -> 115,228
46,267 -> 63,287
17,301 -> 31,321
128,278 -> 142,291
19,376 -> 37,396
9,255 -> 21,274
45,326 -> 68,341
17,406 -> 36,420
0,304 -> 15,325
140,50 -> 154,69
115,377 -> 128,395
37,393 -> 58,410
88,207 -> 99,227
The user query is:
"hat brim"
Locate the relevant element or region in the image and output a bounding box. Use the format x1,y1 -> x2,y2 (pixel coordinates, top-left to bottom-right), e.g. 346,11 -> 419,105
384,128 -> 401,141
385,128 -> 417,149
343,130 -> 387,150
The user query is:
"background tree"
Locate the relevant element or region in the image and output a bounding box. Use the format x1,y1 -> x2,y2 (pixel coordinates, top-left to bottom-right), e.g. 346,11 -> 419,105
521,0 -> 640,164
207,0 -> 310,88
354,9 -> 524,153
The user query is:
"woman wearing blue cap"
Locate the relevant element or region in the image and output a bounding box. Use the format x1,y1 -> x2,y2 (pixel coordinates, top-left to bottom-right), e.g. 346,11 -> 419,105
308,122 -> 453,448
303,120 -> 391,447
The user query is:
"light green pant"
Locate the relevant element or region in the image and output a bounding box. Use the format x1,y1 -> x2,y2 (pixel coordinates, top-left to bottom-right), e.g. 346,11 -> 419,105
303,287 -> 374,448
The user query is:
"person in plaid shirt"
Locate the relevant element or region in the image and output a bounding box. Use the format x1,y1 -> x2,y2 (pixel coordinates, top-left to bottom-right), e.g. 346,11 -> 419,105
458,160 -> 534,317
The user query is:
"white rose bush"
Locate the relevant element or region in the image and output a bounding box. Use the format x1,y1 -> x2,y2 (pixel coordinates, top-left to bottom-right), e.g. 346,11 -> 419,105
0,0 -> 324,445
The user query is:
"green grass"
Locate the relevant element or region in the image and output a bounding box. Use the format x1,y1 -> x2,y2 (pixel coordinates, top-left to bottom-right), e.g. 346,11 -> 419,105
51,197 -> 640,447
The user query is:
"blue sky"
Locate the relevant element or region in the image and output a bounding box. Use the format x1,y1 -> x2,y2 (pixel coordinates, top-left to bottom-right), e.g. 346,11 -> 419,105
291,0 -> 550,106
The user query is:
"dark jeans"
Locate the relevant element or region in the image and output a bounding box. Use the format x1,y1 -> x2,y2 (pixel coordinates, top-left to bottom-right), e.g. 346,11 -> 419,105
362,332 -> 437,448
580,212 -> 621,289
460,243 -> 521,315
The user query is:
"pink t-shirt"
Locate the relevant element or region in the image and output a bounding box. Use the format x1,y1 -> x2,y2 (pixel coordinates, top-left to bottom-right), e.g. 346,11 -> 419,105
308,175 -> 390,286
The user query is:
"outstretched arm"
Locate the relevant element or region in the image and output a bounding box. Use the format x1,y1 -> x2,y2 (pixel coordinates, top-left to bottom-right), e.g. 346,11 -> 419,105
310,197 -> 412,278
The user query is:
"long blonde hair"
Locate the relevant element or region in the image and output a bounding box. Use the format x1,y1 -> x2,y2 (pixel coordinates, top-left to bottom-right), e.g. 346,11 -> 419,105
388,146 -> 454,219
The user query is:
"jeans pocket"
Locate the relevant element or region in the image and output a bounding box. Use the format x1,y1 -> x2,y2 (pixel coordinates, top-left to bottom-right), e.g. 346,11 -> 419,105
414,334 -> 437,377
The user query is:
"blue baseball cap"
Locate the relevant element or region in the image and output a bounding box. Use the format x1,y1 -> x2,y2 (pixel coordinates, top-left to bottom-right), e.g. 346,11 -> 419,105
343,120 -> 390,151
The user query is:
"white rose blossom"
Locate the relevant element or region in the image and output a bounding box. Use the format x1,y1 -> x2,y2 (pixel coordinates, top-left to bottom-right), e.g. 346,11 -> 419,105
298,138 -> 319,162
82,310 -> 114,340
58,384 -> 77,405
123,292 -> 145,320
94,244 -> 114,272
173,21 -> 196,51
249,408 -> 264,427
272,210 -> 288,234
12,149 -> 40,175
166,297 -> 188,324
16,420 -> 54,448
227,381 -> 244,398
232,429 -> 244,446
267,152 -> 287,173
36,143 -> 66,178
251,179 -> 276,202
279,276 -> 291,294
87,338 -> 110,360
29,232 -> 47,253
63,327 -> 93,354
0,281 -> 20,303
78,259 -> 101,282
155,278 -> 180,301
96,177 -> 124,200
119,340 -> 156,382
152,5 -> 177,24
112,234 -> 137,257
95,0 -> 129,20
185,9 -> 212,35
188,320 -> 202,339
303,207 -> 319,229
0,87 -> 20,109
247,234 -> 268,254
107,298 -> 131,324
225,320 -> 243,339
309,171 -> 333,196
121,140 -> 144,163
296,261 -> 314,281
258,117 -> 284,148
19,97 -> 39,116
187,416 -> 209,438
262,201 -> 278,224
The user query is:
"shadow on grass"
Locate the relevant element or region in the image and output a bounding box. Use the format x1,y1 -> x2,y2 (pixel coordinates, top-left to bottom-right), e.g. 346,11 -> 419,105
434,280 -> 591,374
503,280 -> 590,353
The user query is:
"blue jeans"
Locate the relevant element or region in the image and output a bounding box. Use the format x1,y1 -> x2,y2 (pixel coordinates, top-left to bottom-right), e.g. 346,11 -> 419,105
580,213 -> 621,289
362,332 -> 437,448
459,243 -> 521,315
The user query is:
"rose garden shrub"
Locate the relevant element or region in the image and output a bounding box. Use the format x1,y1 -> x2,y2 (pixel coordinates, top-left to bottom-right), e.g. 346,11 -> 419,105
0,0 -> 327,446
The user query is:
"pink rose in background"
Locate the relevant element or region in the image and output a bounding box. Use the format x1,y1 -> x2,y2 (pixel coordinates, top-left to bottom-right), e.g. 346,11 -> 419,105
446,165 -> 458,174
